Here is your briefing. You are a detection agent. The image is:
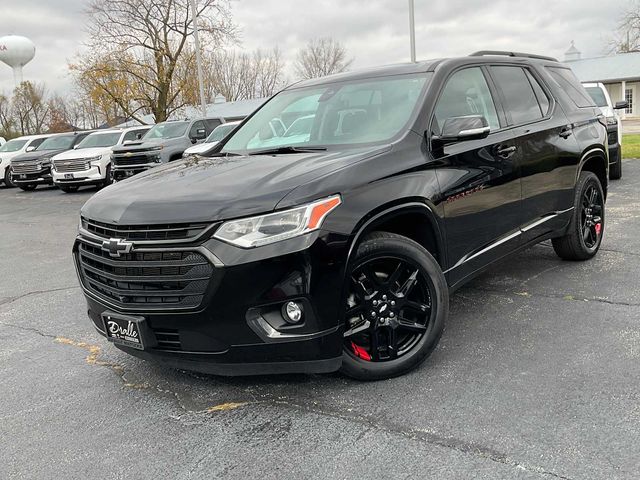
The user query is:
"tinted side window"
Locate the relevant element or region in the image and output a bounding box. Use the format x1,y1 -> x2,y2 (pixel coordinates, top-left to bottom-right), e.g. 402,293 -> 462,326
546,67 -> 595,108
434,67 -> 500,132
490,66 -> 543,125
189,121 -> 205,138
204,119 -> 222,135
525,70 -> 550,116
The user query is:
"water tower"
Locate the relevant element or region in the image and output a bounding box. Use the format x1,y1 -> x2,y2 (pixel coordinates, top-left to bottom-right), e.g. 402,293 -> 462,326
0,35 -> 36,86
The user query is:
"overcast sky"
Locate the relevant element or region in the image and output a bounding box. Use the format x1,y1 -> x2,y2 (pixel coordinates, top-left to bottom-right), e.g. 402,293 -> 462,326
0,0 -> 625,96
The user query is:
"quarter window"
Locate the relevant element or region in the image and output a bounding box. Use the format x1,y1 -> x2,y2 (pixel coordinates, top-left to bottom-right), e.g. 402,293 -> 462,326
546,67 -> 595,108
433,67 -> 500,133
490,66 -> 544,125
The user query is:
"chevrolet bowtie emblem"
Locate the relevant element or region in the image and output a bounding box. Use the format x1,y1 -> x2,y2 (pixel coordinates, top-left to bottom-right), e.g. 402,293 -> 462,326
101,238 -> 133,258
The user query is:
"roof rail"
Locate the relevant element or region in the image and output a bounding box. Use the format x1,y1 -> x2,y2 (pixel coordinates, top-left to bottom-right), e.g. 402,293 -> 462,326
470,50 -> 558,62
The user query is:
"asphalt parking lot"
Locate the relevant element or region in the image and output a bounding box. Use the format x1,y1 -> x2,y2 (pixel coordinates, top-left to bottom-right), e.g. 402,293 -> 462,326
1,162 -> 640,480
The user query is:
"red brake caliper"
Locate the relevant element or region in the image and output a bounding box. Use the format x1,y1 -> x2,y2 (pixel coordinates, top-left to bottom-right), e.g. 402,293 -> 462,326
351,341 -> 371,361
595,223 -> 602,235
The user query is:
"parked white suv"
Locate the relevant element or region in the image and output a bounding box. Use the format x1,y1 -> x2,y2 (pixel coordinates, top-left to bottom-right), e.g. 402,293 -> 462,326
0,134 -> 50,187
51,126 -> 151,192
582,82 -> 628,180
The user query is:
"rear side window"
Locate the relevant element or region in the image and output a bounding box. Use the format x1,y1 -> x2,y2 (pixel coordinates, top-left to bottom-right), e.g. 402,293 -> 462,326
490,66 -> 544,125
525,70 -> 550,116
433,67 -> 500,132
546,67 -> 595,108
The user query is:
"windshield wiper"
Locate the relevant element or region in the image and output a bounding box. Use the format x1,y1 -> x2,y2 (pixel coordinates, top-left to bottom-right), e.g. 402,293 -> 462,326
249,146 -> 328,156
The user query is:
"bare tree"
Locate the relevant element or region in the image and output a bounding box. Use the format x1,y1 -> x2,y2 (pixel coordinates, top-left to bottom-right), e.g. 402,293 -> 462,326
208,47 -> 285,101
0,94 -> 15,138
294,38 -> 353,80
609,1 -> 640,53
12,82 -> 50,135
74,0 -> 236,123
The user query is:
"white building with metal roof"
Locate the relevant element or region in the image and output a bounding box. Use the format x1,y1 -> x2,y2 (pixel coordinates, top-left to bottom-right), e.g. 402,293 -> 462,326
564,42 -> 638,118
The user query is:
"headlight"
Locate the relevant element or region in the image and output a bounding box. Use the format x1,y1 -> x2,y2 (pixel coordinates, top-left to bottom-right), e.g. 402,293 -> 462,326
606,116 -> 617,126
214,195 -> 341,248
88,155 -> 102,165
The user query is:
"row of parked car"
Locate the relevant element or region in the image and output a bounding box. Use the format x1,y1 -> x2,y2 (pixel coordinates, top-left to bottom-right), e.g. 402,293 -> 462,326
0,117 -> 242,192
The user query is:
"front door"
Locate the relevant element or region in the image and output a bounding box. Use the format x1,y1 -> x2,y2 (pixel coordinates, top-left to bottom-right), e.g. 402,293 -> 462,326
431,66 -> 522,286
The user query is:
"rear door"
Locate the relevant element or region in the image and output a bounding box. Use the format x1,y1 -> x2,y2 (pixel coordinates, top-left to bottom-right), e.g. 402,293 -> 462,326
488,65 -> 577,242
432,66 -> 522,285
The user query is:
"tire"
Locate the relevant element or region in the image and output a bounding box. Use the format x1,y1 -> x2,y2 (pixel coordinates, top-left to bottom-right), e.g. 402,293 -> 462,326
552,171 -> 605,261
3,167 -> 15,188
59,185 -> 79,193
102,164 -> 112,188
340,232 -> 448,381
19,184 -> 37,191
609,148 -> 622,180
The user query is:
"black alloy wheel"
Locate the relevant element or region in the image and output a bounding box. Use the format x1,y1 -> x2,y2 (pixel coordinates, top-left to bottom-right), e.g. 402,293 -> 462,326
581,183 -> 603,250
340,232 -> 447,380
553,171 -> 605,261
3,167 -> 16,188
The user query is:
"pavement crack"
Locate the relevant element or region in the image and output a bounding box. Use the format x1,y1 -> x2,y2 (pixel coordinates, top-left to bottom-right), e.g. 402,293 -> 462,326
0,285 -> 80,307
465,286 -> 640,308
0,321 -> 58,339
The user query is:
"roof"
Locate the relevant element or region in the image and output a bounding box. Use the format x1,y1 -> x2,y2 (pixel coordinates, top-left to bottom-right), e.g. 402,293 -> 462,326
565,52 -> 640,82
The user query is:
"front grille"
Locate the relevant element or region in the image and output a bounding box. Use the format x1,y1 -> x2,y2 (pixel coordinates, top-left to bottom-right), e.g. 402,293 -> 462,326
113,154 -> 153,166
77,241 -> 213,310
607,131 -> 617,145
12,161 -> 43,174
54,158 -> 90,173
82,217 -> 211,242
154,329 -> 182,350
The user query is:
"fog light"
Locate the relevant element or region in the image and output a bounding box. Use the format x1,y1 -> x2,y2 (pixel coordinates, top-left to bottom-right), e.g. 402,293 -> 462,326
282,301 -> 304,324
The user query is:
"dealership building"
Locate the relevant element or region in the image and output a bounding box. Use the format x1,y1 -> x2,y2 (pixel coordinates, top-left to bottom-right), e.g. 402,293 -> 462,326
565,42 -> 638,118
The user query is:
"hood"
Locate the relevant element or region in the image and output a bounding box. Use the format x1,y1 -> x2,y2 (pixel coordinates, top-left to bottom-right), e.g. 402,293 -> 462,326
81,146 -> 387,225
184,141 -> 219,156
11,148 -> 68,162
112,137 -> 175,152
53,147 -> 111,161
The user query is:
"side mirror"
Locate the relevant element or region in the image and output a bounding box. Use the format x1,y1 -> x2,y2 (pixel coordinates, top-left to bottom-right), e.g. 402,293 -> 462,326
614,100 -> 629,110
73,145 -> 80,150
433,115 -> 490,143
26,146 -> 36,152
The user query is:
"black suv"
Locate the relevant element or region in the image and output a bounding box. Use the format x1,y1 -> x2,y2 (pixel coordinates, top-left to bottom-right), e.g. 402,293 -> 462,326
74,52 -> 608,380
11,131 -> 92,191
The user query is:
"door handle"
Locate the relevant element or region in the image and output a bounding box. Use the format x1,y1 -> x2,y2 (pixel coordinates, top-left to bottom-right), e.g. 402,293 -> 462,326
559,127 -> 573,139
495,145 -> 517,159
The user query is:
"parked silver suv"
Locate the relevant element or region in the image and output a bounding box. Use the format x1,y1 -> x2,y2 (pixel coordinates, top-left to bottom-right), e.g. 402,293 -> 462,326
110,117 -> 224,181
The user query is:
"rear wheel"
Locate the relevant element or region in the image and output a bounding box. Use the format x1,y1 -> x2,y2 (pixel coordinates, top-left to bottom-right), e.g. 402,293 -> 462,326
340,232 -> 448,381
19,184 -> 37,191
552,172 -> 605,261
3,167 -> 15,188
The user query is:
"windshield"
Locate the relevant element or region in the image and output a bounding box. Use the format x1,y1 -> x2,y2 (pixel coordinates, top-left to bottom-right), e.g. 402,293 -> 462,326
145,122 -> 189,140
584,87 -> 609,108
37,135 -> 76,151
0,139 -> 28,152
206,123 -> 237,143
222,73 -> 430,154
77,132 -> 122,149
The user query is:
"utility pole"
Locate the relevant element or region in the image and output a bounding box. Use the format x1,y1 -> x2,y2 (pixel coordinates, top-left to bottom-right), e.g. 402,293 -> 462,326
409,0 -> 416,62
189,0 -> 208,117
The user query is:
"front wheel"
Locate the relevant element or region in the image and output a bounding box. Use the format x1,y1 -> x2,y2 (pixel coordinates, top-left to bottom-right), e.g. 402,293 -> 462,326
3,167 -> 15,188
552,171 -> 605,261
340,232 -> 448,381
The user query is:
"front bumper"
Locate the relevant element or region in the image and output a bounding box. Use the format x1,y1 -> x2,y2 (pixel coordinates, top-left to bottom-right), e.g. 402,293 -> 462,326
74,230 -> 350,375
53,166 -> 105,186
12,168 -> 53,185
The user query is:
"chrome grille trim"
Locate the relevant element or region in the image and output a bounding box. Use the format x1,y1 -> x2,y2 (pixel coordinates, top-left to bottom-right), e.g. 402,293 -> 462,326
54,158 -> 91,173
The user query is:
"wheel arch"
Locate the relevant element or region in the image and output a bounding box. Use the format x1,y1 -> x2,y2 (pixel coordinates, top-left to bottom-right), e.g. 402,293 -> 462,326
345,201 -> 447,271
578,147 -> 608,198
